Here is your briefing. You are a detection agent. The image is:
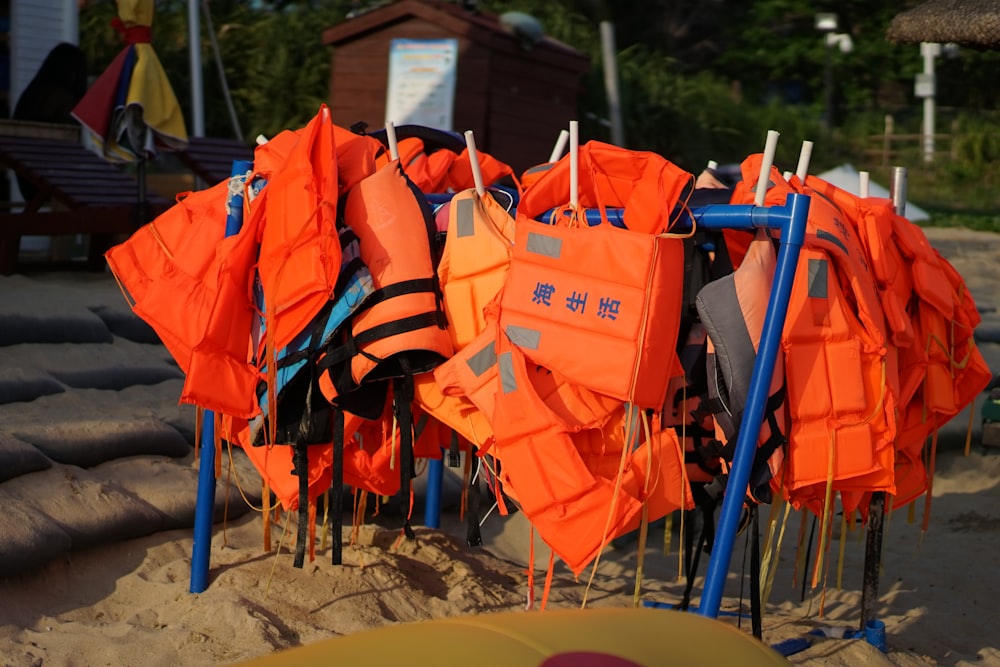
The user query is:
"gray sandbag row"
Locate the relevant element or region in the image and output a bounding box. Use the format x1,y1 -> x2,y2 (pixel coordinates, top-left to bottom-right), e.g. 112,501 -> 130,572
0,380 -> 195,469
0,273 -> 158,346
0,452 -> 263,578
0,337 -> 181,404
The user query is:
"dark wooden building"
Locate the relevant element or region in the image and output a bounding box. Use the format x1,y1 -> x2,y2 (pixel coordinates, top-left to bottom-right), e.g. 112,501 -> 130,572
321,0 -> 590,174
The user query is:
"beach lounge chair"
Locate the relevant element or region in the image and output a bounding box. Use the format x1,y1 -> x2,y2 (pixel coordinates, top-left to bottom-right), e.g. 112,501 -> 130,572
174,135 -> 254,187
0,122 -> 170,275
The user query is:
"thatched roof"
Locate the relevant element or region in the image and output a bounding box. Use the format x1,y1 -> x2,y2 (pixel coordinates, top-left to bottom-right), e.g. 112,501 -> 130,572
887,0 -> 1000,47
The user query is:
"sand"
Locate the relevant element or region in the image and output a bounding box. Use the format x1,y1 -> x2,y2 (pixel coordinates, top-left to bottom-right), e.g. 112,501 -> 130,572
1,225 -> 999,666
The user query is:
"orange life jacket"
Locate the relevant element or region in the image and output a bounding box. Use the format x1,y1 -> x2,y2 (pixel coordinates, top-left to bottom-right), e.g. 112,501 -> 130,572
695,230 -> 788,505
498,213 -> 686,410
730,156 -> 898,514
317,160 -> 453,414
106,177 -> 263,418
489,331 -> 689,575
500,141 -> 693,410
517,140 -> 694,235
255,106 -> 342,356
804,175 -> 991,509
315,159 -> 453,541
436,188 -> 516,350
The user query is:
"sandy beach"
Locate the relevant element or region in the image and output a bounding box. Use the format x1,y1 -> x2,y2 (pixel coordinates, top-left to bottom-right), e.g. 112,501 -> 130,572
1,224 -> 999,666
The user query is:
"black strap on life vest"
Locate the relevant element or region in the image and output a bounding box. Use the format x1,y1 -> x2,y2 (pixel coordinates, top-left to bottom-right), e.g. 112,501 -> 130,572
448,430 -> 461,468
292,440 -> 309,569
331,408 -> 345,566
749,505 -> 763,639
678,502 -> 716,611
252,224 -> 367,447
700,386 -> 787,505
466,445 -> 483,547
392,359 -> 416,541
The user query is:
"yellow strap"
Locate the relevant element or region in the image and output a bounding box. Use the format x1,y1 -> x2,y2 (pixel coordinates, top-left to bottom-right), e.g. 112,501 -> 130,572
582,402 -> 636,608
759,480 -> 785,602
812,429 -> 837,590
762,500 -> 792,607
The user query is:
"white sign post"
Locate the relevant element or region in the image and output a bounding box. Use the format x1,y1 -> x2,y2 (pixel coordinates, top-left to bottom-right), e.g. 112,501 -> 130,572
385,38 -> 458,131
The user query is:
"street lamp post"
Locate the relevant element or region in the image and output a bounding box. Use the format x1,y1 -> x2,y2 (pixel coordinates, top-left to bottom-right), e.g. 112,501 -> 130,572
816,13 -> 838,133
915,42 -> 940,164
815,14 -> 853,134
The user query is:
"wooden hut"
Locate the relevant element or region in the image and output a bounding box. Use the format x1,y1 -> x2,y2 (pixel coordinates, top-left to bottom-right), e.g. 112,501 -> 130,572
321,0 -> 590,173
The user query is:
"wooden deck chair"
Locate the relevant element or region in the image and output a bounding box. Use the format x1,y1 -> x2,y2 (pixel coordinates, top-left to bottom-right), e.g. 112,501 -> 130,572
0,123 -> 170,275
173,136 -> 254,187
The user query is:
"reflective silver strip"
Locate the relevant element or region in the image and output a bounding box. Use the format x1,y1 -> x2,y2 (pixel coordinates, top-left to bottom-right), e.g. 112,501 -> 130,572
465,339 -> 497,377
526,232 -> 561,258
456,198 -> 475,238
499,351 -> 517,393
524,162 -> 555,175
808,258 -> 828,299
505,325 -> 540,350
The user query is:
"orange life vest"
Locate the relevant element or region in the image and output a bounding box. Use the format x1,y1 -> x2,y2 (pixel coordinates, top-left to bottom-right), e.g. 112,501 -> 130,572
489,331 -> 689,575
804,175 -> 991,509
317,160 -> 453,414
436,188 -> 516,350
498,213 -> 686,410
730,156 -> 898,513
695,230 -> 788,505
255,106 -> 342,356
106,177 -> 262,418
500,141 -> 693,410
517,140 -> 694,235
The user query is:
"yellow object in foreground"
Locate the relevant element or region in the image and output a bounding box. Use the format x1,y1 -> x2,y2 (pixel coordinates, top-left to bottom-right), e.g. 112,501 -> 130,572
236,607 -> 790,666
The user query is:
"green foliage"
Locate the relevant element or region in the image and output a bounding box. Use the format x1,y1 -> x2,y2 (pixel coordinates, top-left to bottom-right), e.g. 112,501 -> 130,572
75,0 -> 1000,228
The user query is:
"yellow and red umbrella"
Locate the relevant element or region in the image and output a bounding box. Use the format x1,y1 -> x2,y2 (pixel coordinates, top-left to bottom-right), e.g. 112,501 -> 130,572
72,0 -> 187,163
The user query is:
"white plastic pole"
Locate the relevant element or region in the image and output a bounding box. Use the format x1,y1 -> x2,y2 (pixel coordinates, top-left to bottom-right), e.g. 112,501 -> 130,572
549,129 -> 569,163
706,160 -> 719,171
464,130 -> 486,197
255,134 -> 269,145
754,130 -> 780,207
859,170 -> 870,198
385,122 -> 399,161
782,171 -> 794,181
795,140 -> 814,182
569,120 -> 579,209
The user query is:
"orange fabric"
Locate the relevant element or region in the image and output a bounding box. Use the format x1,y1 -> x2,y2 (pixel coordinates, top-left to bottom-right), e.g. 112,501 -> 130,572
437,189 -> 516,350
106,178 -> 262,418
373,139 -> 515,194
255,105 -> 341,353
490,333 -> 635,575
698,231 -> 787,504
320,161 -> 453,403
490,333 -> 690,575
446,147 -> 516,193
499,213 -> 685,410
731,155 -> 898,511
413,372 -> 493,448
229,409 -> 365,511
517,140 -> 694,235
332,123 -> 381,194
433,315 -> 504,432
804,173 -> 990,510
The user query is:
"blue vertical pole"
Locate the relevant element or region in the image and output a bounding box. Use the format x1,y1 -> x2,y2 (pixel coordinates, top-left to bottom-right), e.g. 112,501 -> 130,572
424,451 -> 444,529
190,160 -> 254,594
697,193 -> 810,619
